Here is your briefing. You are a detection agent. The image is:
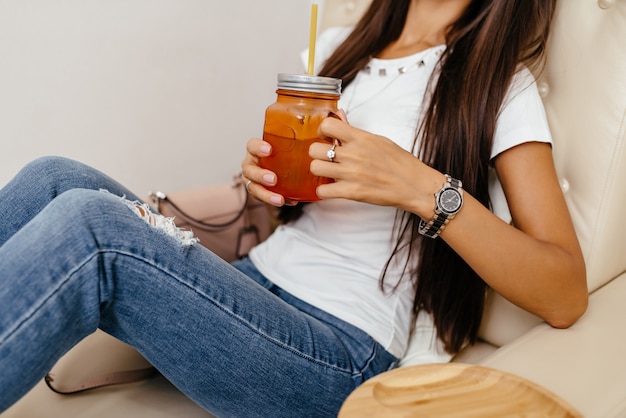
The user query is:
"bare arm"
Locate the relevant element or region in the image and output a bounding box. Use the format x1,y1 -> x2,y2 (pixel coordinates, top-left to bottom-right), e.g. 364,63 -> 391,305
441,142 -> 587,327
309,118 -> 587,327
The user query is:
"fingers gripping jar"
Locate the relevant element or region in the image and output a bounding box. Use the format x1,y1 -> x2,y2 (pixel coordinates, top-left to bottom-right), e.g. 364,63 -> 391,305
260,73 -> 342,202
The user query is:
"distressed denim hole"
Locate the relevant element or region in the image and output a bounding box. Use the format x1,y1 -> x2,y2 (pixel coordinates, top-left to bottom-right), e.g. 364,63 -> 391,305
99,189 -> 198,247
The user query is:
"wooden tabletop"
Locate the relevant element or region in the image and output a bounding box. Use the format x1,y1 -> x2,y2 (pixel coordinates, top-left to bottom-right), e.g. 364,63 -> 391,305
338,363 -> 582,418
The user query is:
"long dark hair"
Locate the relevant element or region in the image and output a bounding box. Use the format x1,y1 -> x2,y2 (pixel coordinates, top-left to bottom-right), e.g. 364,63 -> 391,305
280,0 -> 556,354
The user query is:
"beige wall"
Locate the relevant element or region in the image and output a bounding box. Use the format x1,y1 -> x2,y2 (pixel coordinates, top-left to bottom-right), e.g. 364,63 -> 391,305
0,0 -> 318,195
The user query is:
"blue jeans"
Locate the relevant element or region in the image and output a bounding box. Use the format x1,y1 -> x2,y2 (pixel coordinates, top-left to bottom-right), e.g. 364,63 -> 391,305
0,156 -> 397,418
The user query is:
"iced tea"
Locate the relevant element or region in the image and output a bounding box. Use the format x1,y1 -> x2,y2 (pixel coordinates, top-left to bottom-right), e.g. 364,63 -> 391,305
260,74 -> 341,202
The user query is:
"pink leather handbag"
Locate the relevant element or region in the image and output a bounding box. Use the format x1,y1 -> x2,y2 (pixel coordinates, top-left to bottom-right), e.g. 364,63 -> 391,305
148,174 -> 276,262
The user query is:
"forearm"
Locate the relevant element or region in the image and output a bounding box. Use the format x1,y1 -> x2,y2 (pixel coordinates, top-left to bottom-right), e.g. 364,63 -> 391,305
439,193 -> 588,327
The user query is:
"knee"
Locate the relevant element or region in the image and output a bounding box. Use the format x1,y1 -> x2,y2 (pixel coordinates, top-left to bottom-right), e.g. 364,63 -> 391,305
22,156 -> 78,175
19,156 -> 115,200
50,189 -> 199,247
48,188 -> 112,218
19,156 -> 83,188
43,189 -> 135,240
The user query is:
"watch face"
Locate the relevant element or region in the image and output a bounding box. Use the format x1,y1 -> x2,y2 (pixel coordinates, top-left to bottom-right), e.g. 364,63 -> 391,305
438,188 -> 462,215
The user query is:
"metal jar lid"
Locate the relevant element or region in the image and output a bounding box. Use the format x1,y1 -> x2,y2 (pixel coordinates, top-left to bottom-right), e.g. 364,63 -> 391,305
277,73 -> 342,95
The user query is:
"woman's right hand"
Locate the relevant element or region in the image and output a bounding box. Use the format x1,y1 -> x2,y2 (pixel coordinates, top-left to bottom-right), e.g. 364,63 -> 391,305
241,138 -> 289,207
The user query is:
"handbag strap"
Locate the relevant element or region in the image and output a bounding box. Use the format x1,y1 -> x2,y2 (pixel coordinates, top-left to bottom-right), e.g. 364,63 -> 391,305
149,175 -> 250,230
44,366 -> 158,395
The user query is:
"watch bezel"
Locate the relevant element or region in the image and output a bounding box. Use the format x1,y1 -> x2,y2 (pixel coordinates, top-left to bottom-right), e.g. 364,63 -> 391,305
437,187 -> 463,216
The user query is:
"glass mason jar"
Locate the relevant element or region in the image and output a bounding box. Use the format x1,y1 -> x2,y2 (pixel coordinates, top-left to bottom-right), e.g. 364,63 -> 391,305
260,73 -> 342,202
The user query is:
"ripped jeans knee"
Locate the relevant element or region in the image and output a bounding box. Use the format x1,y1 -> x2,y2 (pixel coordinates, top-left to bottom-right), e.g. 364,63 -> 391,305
100,190 -> 198,247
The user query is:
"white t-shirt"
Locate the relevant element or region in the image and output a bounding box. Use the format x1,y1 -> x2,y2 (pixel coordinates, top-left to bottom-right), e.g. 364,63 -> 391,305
249,27 -> 552,360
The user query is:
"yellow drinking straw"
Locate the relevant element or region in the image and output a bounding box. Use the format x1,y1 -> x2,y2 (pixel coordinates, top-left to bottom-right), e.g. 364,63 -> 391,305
307,4 -> 318,75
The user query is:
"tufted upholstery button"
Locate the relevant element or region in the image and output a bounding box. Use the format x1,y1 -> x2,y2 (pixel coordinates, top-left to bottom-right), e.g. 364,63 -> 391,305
598,0 -> 615,9
560,178 -> 570,194
537,81 -> 550,98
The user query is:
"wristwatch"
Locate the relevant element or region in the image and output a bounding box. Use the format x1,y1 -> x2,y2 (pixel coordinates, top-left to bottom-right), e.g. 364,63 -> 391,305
418,174 -> 463,239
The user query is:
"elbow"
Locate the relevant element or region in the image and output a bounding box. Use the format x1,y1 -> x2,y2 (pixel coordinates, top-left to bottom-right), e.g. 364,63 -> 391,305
546,258 -> 588,329
546,300 -> 587,329
546,285 -> 589,329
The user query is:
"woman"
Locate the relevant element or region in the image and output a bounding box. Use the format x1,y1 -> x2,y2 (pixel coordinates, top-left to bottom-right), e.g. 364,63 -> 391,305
0,0 -> 587,417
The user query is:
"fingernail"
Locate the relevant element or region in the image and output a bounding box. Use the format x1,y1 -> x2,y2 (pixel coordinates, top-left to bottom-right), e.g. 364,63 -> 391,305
260,144 -> 272,155
263,173 -> 276,184
270,195 -> 282,205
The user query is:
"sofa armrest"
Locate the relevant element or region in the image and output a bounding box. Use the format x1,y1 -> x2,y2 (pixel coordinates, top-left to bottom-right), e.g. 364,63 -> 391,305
478,272 -> 626,418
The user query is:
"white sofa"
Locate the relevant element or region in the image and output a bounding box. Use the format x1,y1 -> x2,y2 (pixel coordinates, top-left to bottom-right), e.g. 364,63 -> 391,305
3,0 -> 626,417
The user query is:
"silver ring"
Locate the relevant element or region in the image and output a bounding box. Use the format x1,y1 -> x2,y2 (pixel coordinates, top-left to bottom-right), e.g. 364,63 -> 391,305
327,140 -> 338,162
245,179 -> 252,193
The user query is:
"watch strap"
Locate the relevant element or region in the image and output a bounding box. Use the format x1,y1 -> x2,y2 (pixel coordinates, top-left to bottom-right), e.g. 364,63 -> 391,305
418,216 -> 450,239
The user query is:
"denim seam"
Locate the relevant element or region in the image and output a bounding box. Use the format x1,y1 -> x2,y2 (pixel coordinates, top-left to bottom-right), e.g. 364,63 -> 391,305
0,251 -> 100,345
350,341 -> 378,382
106,249 -> 356,376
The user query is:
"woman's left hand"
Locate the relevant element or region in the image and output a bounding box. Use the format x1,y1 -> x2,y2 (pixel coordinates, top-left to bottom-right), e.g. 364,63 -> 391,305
309,113 -> 443,216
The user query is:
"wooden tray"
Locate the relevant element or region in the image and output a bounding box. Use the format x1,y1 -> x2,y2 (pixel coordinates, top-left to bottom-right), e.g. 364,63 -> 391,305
338,363 -> 582,417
